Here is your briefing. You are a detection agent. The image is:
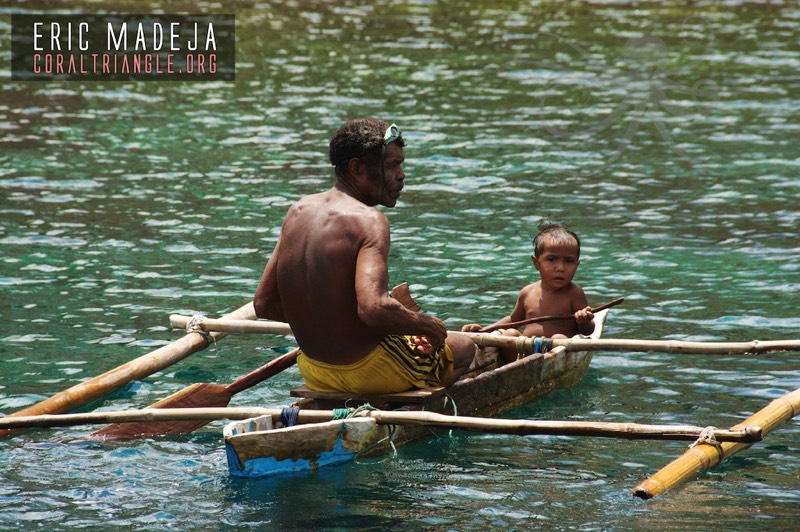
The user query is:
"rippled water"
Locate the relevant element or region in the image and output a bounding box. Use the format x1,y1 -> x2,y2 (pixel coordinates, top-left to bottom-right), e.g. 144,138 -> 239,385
2,1 -> 799,530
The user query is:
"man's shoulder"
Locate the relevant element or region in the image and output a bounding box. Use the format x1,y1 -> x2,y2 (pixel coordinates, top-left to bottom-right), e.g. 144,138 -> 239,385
293,190 -> 388,229
293,190 -> 329,207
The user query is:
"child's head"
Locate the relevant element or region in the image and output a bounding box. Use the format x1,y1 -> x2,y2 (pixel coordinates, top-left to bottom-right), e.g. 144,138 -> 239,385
533,220 -> 580,258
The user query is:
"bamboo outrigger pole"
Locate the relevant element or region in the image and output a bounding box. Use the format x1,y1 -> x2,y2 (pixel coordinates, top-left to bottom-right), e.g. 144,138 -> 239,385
632,386 -> 800,499
0,302 -> 257,439
168,315 -> 800,356
0,407 -> 762,443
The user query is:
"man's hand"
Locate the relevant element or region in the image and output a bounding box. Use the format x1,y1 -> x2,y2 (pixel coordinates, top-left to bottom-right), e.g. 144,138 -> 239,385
412,335 -> 434,355
460,323 -> 483,332
422,316 -> 447,350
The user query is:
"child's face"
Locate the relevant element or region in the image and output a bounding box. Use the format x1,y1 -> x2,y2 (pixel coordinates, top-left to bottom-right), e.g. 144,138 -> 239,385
532,238 -> 581,290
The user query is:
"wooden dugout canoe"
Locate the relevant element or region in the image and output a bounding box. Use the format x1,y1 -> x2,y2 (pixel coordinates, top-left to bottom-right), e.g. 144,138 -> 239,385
223,310 -> 609,478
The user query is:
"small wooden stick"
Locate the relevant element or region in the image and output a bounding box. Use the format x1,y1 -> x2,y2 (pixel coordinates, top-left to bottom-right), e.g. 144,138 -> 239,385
478,297 -> 625,333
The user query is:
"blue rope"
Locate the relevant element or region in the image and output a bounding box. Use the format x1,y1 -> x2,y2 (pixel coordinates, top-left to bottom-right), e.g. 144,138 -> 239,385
280,406 -> 300,427
541,337 -> 554,352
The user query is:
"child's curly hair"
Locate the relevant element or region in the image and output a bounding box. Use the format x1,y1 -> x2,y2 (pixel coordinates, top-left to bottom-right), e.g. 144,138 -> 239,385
533,219 -> 581,258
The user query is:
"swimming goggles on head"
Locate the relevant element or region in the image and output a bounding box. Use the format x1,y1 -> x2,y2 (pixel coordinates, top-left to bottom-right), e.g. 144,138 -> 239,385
332,123 -> 402,167
383,123 -> 402,145
379,123 -> 402,182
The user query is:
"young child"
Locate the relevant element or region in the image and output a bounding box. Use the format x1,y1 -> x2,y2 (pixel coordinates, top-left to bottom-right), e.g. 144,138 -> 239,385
462,220 -> 594,364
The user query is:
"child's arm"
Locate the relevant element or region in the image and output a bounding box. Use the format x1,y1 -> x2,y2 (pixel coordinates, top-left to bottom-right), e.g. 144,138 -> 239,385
572,285 -> 595,336
461,315 -> 512,332
461,286 -> 530,332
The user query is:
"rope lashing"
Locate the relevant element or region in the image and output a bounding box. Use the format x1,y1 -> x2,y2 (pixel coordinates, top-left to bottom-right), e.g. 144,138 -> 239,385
689,426 -> 724,459
348,403 -> 375,417
350,405 -> 397,462
332,408 -> 351,420
332,404 -> 376,420
516,336 -> 528,360
280,406 -> 300,427
185,314 -> 211,340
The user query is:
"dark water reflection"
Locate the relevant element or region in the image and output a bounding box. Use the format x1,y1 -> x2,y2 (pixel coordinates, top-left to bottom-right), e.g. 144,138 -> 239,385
1,1 -> 799,529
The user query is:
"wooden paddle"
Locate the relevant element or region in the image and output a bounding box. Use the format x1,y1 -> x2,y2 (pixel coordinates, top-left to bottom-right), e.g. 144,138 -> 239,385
0,407 -> 762,444
478,297 -> 625,333
0,301 -> 257,439
90,348 -> 300,440
632,386 -> 800,499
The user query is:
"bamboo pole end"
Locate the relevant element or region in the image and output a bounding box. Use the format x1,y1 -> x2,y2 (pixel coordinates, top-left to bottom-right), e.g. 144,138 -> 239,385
631,480 -> 661,500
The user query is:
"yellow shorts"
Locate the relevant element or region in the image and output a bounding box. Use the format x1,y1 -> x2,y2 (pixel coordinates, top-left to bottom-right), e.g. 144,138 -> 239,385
296,335 -> 454,394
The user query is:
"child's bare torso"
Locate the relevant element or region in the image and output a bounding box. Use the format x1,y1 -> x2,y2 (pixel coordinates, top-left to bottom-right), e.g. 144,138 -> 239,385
517,281 -> 584,337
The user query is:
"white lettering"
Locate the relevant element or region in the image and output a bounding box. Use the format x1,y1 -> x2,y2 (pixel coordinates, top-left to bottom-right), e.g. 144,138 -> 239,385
188,23 -> 197,51
134,23 -> 146,50
50,22 -> 61,51
78,23 -> 89,51
153,22 -> 163,50
170,22 -> 180,51
107,22 -> 127,50
33,22 -> 43,51
206,23 -> 217,51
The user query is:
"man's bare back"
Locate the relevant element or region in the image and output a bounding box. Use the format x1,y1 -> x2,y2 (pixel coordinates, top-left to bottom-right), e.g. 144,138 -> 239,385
270,188 -> 401,364
254,118 -> 475,385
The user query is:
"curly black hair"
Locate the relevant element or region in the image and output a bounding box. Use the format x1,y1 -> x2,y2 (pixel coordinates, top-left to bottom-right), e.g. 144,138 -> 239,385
329,117 -> 406,175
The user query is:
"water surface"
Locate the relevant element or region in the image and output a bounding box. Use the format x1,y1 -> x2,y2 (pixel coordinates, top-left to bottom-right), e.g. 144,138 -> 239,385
1,1 -> 799,530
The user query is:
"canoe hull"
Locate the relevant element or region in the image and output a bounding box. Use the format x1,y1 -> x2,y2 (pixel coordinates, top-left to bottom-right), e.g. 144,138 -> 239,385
225,416 -> 388,477
224,310 -> 608,478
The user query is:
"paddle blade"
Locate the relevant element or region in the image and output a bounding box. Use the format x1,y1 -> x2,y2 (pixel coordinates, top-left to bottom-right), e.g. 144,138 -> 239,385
90,382 -> 231,440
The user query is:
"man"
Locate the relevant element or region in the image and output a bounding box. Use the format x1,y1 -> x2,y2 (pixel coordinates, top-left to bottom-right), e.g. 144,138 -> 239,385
253,117 -> 475,394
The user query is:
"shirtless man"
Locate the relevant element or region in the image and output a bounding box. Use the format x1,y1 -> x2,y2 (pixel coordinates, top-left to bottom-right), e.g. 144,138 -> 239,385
462,220 -> 594,364
253,117 -> 475,394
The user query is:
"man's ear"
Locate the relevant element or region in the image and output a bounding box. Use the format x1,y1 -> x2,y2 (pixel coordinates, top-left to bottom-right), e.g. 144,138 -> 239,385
346,158 -> 367,180
531,254 -> 540,271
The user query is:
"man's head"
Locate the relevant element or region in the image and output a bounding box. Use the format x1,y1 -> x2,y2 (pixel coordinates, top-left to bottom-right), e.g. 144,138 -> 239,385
329,118 -> 406,207
329,117 -> 406,179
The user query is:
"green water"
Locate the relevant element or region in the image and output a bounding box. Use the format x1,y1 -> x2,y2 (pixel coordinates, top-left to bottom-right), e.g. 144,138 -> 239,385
1,1 -> 799,529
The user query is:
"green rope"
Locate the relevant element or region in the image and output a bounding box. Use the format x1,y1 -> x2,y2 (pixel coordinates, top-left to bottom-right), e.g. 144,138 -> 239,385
348,403 -> 375,417
332,403 -> 375,420
332,408 -> 351,420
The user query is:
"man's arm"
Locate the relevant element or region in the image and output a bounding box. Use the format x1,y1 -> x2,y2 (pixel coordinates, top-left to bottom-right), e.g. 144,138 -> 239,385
353,212 -> 447,347
253,238 -> 286,321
